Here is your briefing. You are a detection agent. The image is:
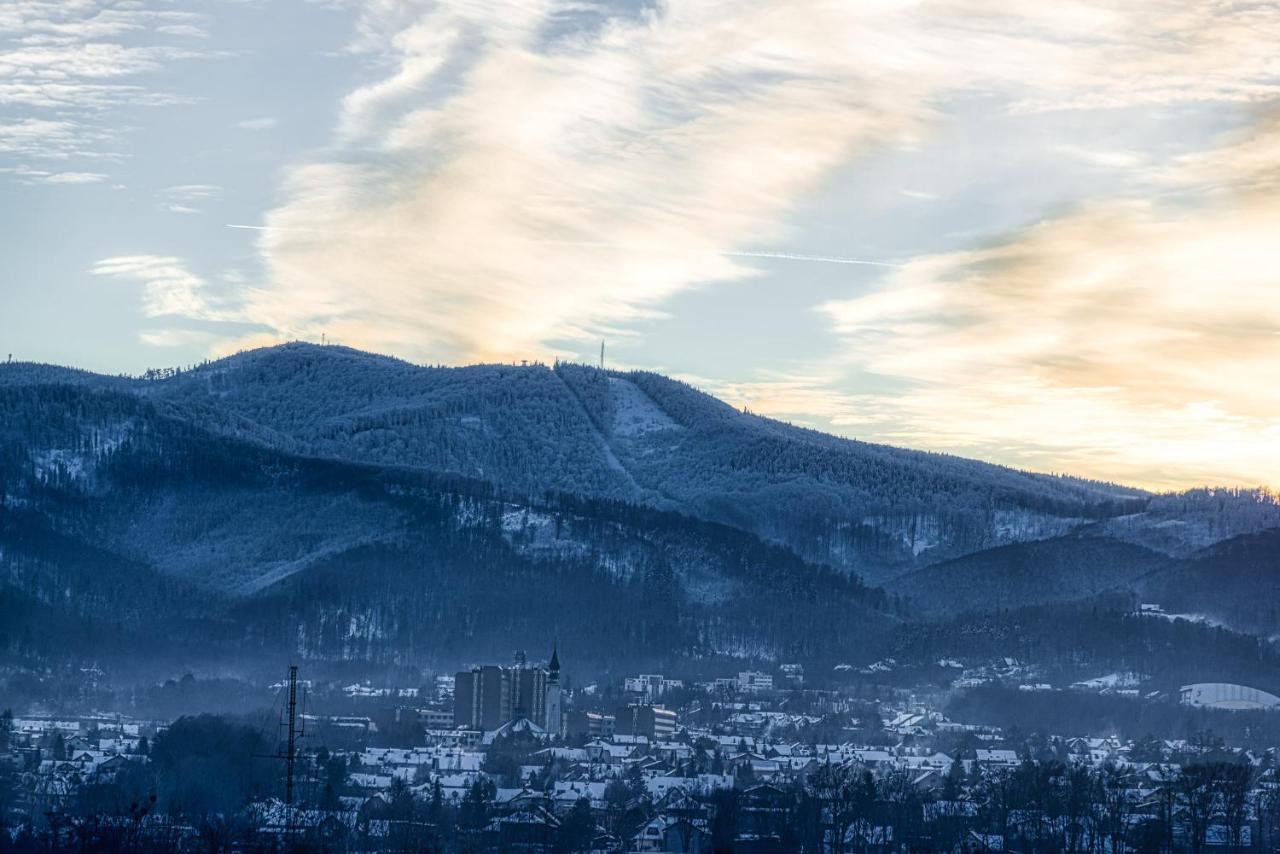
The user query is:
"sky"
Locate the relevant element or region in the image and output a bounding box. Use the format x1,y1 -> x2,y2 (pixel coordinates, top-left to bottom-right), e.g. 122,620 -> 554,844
2,0 -> 1278,492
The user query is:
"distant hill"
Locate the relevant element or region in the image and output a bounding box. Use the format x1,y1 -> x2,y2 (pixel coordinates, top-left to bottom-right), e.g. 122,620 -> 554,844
2,343 -> 1157,582
888,529 -> 1280,639
1086,491 -> 1280,556
0,380 -> 892,673
1,343 -> 1276,674
1138,529 -> 1280,637
885,536 -> 1177,617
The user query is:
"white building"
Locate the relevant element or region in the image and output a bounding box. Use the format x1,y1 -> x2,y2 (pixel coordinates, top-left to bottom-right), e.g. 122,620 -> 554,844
624,673 -> 683,699
1180,683 -> 1280,711
737,671 -> 773,693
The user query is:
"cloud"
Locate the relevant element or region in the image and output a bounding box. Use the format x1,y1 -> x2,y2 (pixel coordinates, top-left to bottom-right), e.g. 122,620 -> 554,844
156,183 -> 221,214
0,42 -> 201,80
0,117 -> 117,161
236,117 -> 277,130
811,118 -> 1280,490
0,2 -> 212,183
137,328 -> 217,348
165,184 -> 221,199
155,24 -> 206,39
90,255 -> 233,320
0,164 -> 108,184
0,118 -> 78,155
39,170 -> 108,183
230,0 -> 1280,369
236,0 -> 946,362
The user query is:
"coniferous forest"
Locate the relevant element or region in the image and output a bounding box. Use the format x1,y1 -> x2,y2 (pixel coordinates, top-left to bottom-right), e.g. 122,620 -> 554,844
1,343 -> 1277,691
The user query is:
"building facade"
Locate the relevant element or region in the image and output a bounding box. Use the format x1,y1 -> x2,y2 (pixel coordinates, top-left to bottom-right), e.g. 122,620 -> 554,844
615,704 -> 678,739
453,648 -> 561,732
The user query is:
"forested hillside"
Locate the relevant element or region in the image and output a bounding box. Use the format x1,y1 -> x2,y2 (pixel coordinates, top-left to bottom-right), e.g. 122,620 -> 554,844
885,536 -> 1177,617
0,343 -> 1275,678
0,380 -> 892,675
1088,488 -> 1280,555
889,601 -> 1280,694
2,343 -> 1163,582
1139,529 -> 1280,637
888,529 -> 1280,638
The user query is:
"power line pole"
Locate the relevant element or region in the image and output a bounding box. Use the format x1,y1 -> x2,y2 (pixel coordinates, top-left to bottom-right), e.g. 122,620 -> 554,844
599,340 -> 605,370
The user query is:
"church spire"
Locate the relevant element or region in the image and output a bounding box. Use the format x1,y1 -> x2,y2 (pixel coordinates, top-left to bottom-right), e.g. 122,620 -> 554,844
545,639 -> 563,737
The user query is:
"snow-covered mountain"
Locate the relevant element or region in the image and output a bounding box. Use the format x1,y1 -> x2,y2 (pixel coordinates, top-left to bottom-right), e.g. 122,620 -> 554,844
1,343 -> 1163,578
0,373 -> 890,672
1,343 -> 1276,672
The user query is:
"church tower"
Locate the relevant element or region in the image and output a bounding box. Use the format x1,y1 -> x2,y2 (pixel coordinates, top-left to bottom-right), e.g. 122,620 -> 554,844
545,643 -> 563,737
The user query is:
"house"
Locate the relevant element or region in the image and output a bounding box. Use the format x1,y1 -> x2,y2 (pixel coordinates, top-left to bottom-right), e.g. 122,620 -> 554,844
533,746 -> 589,763
551,781 -> 608,810
975,749 -> 1020,768
739,784 -> 790,839
725,752 -> 782,778
632,816 -> 711,853
585,739 -> 634,764
852,749 -> 895,769
485,806 -> 561,850
963,831 -> 1006,851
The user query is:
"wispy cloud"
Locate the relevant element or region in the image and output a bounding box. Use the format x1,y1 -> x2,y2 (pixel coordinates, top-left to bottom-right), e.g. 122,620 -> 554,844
157,183 -> 221,214
137,328 -> 217,348
0,164 -> 108,184
165,184 -> 221,199
0,1 -> 213,183
810,118 -> 1280,490
58,0 -> 1277,488
38,170 -> 108,184
236,0 -> 941,361
90,255 -> 236,321
228,0 -> 1280,369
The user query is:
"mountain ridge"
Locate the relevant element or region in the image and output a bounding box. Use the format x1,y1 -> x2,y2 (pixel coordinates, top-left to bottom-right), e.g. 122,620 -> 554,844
1,343 -> 1277,675
2,343 -> 1167,581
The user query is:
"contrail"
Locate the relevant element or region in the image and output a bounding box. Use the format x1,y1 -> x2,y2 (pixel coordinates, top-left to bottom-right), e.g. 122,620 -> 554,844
535,238 -> 902,268
718,250 -> 897,268
225,224 -> 900,268
225,223 -> 333,234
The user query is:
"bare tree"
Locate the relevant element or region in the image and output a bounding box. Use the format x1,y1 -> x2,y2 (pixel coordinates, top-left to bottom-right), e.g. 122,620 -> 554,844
1095,765 -> 1134,854
879,768 -> 923,850
810,762 -> 874,853
1178,763 -> 1225,854
1258,783 -> 1280,853
1219,762 -> 1253,851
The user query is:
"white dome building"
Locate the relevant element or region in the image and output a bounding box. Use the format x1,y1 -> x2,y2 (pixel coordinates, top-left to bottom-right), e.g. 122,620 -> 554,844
1180,682 -> 1280,711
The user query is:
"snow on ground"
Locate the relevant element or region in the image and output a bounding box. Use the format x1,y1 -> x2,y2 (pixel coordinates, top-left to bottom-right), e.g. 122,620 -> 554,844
992,509 -> 1083,544
1137,609 -> 1227,629
861,514 -> 942,557
31,423 -> 131,484
1071,672 -> 1140,690
608,377 -> 681,437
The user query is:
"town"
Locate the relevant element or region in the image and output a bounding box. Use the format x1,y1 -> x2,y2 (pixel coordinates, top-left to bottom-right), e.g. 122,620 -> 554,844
4,648 -> 1280,852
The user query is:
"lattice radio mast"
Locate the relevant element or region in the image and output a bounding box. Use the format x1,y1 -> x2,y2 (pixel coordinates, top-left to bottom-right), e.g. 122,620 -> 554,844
285,665 -> 299,810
